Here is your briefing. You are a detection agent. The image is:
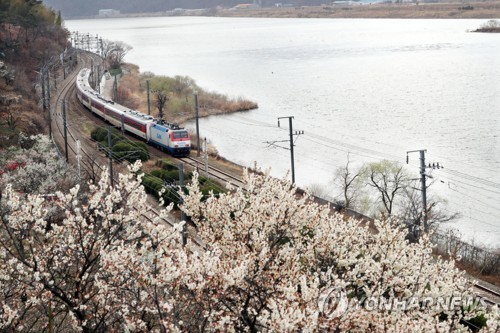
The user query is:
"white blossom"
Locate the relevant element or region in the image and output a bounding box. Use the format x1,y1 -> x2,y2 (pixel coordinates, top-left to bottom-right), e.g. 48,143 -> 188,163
0,162 -> 496,332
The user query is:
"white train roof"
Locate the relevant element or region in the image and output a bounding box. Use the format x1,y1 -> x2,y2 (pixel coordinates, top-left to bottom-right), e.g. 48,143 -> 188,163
77,68 -> 189,131
77,68 -> 154,126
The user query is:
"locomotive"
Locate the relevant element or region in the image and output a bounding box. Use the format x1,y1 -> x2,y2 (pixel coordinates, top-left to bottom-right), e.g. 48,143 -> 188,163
76,68 -> 191,156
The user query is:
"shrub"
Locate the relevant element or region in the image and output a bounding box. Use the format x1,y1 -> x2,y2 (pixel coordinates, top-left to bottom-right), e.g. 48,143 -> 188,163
201,182 -> 223,199
474,19 -> 500,32
112,142 -> 149,162
198,175 -> 209,186
150,169 -> 169,180
91,127 -> 108,142
141,174 -> 163,197
482,19 -> 500,29
98,140 -> 109,152
143,169 -> 183,206
198,178 -> 225,202
130,141 -> 148,153
156,159 -> 178,171
92,128 -> 149,162
91,128 -> 121,144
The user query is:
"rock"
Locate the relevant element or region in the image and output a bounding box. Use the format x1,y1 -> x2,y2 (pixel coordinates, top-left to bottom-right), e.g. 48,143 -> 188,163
0,60 -> 15,85
0,94 -> 22,106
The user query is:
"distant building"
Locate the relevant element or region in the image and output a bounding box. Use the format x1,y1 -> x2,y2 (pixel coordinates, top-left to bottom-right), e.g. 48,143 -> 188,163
98,9 -> 120,17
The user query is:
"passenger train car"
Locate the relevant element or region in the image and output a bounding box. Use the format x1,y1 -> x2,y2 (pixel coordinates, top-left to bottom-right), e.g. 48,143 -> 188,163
76,68 -> 191,156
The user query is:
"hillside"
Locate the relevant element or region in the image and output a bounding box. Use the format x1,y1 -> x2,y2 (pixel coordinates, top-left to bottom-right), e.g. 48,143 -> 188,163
0,0 -> 68,147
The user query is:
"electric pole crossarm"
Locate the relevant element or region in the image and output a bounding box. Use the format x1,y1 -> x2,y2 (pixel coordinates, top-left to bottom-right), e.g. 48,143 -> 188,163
406,149 -> 443,234
272,116 -> 304,184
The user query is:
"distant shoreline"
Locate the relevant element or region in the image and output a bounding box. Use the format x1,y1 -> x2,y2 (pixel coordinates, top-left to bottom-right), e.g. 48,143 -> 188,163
217,2 -> 500,19
65,2 -> 500,20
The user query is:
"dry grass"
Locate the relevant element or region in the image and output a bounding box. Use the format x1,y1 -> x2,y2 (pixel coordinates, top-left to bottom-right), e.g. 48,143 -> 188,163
455,261 -> 500,287
115,64 -> 258,125
116,64 -> 142,110
434,249 -> 500,286
219,2 -> 500,19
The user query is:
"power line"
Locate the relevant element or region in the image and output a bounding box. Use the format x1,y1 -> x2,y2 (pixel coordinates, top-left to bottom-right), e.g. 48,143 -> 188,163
232,115 -> 500,190
443,204 -> 500,230
441,168 -> 500,189
224,116 -> 275,128
444,177 -> 500,196
447,187 -> 500,217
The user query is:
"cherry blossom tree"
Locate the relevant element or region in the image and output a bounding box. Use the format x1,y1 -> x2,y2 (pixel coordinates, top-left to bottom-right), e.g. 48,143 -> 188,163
0,134 -> 79,195
180,170 -> 494,332
0,162 -> 190,332
0,162 -> 497,332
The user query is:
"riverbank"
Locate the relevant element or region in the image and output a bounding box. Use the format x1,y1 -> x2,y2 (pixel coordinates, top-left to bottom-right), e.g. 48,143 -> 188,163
219,2 -> 500,19
77,2 -> 500,20
101,63 -> 258,155
472,18 -> 500,31
107,64 -> 258,125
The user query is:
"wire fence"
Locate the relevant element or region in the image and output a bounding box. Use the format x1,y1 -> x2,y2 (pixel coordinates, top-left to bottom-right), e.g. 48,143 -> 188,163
431,231 -> 500,275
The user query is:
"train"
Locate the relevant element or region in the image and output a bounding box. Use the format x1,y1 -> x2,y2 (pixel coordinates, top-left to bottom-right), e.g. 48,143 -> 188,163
76,68 -> 191,156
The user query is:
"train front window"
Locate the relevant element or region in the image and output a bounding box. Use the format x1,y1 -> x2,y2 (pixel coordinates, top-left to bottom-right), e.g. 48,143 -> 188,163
173,131 -> 188,139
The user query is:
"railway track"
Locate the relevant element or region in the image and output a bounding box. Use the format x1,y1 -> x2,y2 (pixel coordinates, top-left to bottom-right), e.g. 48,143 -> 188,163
50,52 -> 109,175
180,155 -> 244,188
48,53 -> 246,195
62,80 -> 243,192
473,282 -> 500,307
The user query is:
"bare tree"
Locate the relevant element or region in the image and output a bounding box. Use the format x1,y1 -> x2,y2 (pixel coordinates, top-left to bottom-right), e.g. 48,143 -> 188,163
401,185 -> 459,232
333,154 -> 365,210
102,40 -> 132,70
101,39 -> 116,59
364,160 -> 410,216
154,91 -> 168,120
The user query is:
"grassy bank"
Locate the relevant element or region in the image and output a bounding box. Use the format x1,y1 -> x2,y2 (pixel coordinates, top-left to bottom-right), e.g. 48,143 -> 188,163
472,18 -> 500,32
218,2 -> 500,19
115,64 -> 258,124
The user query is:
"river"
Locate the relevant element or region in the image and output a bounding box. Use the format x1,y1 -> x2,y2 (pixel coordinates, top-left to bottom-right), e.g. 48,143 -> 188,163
66,17 -> 500,247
